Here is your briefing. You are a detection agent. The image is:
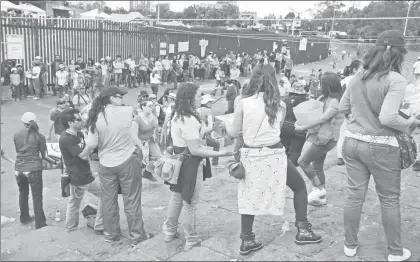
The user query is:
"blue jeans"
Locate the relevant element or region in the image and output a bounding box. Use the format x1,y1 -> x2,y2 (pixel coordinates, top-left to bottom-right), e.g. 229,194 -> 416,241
342,137 -> 403,256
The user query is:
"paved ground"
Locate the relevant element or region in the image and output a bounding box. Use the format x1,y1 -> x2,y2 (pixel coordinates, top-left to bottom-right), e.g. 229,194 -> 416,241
1,45 -> 420,261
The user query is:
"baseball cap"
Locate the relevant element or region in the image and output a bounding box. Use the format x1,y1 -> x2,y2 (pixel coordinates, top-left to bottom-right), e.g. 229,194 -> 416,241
99,87 -> 127,98
149,94 -> 157,99
59,64 -> 65,69
11,68 -> 17,72
376,30 -> 405,47
201,94 -> 215,105
21,112 -> 37,124
56,97 -> 69,105
34,56 -> 42,60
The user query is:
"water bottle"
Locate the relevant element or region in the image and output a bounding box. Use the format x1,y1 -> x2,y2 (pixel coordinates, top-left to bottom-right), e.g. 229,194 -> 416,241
55,210 -> 61,222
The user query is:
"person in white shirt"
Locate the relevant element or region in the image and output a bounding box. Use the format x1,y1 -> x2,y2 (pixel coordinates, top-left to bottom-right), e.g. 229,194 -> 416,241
125,55 -> 137,88
150,68 -> 161,96
113,55 -> 124,87
413,56 -> 420,83
26,60 -> 42,100
162,55 -> 171,84
230,64 -> 241,93
55,64 -> 69,97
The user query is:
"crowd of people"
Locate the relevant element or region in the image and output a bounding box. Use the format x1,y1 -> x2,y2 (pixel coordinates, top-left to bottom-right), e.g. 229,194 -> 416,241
3,29 -> 420,262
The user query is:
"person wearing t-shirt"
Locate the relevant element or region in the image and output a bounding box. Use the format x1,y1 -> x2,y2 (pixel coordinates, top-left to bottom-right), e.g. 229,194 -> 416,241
55,64 -> 69,97
225,79 -> 238,114
230,64 -> 241,93
131,97 -> 161,182
198,95 -> 220,166
113,55 -> 124,87
284,56 -> 293,79
59,108 -> 104,235
47,97 -> 70,141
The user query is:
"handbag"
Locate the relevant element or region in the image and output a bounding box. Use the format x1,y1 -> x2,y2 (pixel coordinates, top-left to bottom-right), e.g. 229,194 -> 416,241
360,81 -> 417,169
228,109 -> 268,180
154,119 -> 186,184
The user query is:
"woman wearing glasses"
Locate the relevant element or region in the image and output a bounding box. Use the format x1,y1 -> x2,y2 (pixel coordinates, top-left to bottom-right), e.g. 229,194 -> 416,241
86,87 -> 153,246
131,96 -> 162,182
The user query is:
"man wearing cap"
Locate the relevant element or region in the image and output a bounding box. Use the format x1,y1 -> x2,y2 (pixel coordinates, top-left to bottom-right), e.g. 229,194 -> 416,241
55,64 -> 69,97
198,94 -> 220,167
413,56 -> 420,83
284,56 -> 293,80
35,56 -> 48,97
85,87 -> 153,245
47,97 -> 70,141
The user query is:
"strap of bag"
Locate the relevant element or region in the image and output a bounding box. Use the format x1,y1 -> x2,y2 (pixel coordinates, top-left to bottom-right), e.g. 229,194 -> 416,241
359,80 -> 379,118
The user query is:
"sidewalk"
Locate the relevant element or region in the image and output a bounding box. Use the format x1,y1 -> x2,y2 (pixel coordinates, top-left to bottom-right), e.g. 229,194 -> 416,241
2,148 -> 420,261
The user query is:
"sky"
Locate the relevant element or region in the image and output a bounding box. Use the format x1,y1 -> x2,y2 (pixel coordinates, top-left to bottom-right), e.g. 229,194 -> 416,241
100,1 -> 372,18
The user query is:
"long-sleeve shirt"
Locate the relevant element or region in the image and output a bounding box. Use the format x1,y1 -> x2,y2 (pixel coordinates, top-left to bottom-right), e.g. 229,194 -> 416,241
339,71 -> 414,136
230,68 -> 240,80
10,74 -> 20,86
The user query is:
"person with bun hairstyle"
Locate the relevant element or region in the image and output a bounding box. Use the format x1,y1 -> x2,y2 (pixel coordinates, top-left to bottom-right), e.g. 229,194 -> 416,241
339,30 -> 416,261
13,112 -> 48,229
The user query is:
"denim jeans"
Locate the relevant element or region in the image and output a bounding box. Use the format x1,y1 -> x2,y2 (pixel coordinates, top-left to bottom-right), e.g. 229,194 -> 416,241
337,119 -> 349,159
163,161 -> 204,247
30,78 -> 42,98
99,154 -> 146,240
65,177 -> 104,231
298,139 -> 337,186
342,137 -> 403,256
15,170 -> 47,229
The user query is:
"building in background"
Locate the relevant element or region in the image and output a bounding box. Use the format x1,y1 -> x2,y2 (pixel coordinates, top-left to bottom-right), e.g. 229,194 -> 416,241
129,0 -> 157,12
216,1 -> 238,7
239,11 -> 258,27
9,0 -> 73,17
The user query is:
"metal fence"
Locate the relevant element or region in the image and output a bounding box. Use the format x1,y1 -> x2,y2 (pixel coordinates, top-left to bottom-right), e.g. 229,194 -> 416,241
1,17 -> 330,87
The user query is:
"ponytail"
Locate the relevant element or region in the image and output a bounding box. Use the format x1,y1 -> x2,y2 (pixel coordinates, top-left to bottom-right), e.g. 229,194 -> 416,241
86,96 -> 110,133
25,121 -> 41,143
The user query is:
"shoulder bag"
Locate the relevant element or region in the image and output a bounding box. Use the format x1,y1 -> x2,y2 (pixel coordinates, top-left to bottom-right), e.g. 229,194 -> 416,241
359,81 -> 417,169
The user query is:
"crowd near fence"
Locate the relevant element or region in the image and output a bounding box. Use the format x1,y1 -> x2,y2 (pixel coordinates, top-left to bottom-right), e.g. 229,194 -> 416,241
0,17 -> 330,89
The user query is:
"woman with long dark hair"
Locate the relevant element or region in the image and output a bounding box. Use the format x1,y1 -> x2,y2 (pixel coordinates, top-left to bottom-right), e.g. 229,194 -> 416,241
85,87 -> 153,246
336,59 -> 363,166
13,112 -> 48,229
295,72 -> 344,206
339,30 -> 416,260
223,65 -> 322,255
162,83 -> 234,251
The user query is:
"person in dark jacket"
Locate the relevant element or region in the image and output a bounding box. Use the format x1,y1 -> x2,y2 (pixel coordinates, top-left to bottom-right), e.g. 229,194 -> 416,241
280,83 -> 309,166
225,79 -> 237,114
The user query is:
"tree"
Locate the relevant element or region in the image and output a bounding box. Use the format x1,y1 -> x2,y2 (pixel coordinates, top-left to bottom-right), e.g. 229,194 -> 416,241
261,13 -> 276,27
115,7 -> 129,14
102,6 -> 112,15
284,12 -> 296,19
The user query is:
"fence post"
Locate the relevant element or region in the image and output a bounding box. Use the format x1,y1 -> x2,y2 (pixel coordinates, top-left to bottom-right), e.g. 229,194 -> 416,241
34,18 -> 40,56
98,21 -> 104,60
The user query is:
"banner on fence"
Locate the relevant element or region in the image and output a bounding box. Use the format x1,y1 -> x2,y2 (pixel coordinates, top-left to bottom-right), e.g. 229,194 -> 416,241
169,44 -> 175,54
6,35 -> 24,59
299,38 -> 307,51
160,42 -> 167,48
199,39 -> 208,57
160,49 -> 167,56
178,41 -> 189,53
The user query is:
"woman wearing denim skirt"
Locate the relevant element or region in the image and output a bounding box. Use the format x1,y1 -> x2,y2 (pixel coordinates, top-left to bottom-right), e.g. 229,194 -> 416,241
339,30 -> 417,261
162,83 -> 234,251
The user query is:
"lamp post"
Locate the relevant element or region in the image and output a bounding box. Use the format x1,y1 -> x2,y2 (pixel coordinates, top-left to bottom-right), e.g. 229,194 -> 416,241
404,1 -> 412,37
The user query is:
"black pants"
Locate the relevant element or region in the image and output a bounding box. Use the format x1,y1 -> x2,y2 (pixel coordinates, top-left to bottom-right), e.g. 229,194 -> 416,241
138,70 -> 148,85
280,128 -> 306,167
241,150 -> 308,239
16,170 -> 47,229
285,69 -> 292,79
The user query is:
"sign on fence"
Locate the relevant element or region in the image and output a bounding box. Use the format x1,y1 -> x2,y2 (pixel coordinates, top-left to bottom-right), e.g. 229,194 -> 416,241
6,34 -> 24,59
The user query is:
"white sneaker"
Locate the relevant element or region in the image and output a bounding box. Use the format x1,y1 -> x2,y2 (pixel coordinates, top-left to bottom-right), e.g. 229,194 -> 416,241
344,245 -> 358,257
308,187 -> 326,202
308,195 -> 327,206
388,248 -> 411,262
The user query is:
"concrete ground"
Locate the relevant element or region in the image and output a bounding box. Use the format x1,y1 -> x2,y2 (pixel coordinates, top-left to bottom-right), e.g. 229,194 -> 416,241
1,44 -> 420,261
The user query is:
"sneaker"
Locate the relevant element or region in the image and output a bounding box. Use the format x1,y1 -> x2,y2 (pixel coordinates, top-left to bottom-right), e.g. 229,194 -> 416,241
131,233 -> 154,247
337,158 -> 345,166
308,187 -> 327,202
104,235 -> 120,243
164,232 -> 180,242
344,245 -> 358,257
142,170 -> 158,182
388,249 -> 411,262
308,195 -> 327,206
184,240 -> 201,252
412,161 -> 420,171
